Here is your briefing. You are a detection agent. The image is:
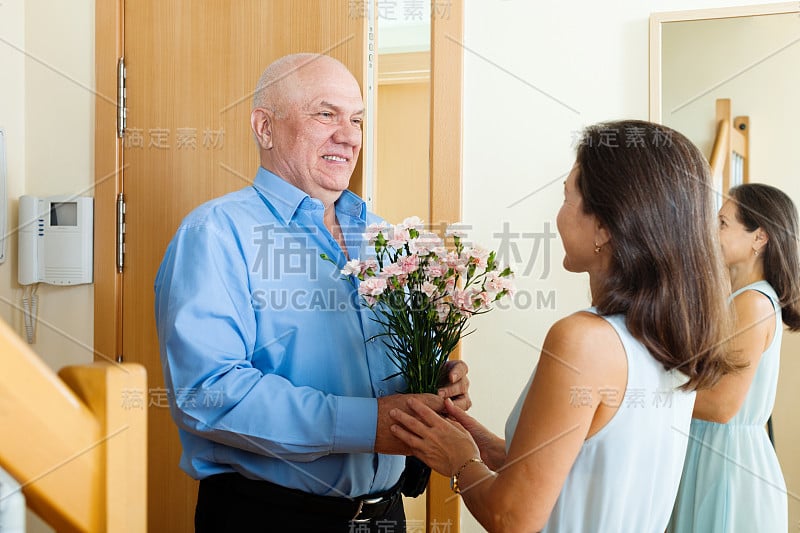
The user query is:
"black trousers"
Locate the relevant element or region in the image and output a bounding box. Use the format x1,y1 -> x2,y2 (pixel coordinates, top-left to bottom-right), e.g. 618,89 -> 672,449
195,473 -> 406,533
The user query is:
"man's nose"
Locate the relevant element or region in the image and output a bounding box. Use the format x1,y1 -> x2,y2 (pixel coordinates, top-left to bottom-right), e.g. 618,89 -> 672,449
333,120 -> 362,146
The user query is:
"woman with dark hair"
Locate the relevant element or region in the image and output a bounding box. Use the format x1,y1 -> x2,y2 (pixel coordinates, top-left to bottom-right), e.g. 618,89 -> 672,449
388,120 -> 737,532
668,183 -> 798,533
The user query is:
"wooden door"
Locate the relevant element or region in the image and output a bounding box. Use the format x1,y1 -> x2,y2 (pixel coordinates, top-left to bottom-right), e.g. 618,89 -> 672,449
96,2 -> 463,531
97,2 -> 368,531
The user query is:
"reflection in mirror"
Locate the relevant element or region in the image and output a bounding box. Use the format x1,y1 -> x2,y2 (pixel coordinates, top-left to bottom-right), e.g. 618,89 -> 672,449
660,12 -> 800,199
375,0 -> 431,224
656,6 -> 800,530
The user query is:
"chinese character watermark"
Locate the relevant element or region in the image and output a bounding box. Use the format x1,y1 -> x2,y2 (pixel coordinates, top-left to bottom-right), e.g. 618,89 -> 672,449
569,386 -> 593,408
349,0 -> 451,20
176,128 -> 198,150
570,126 -> 673,148
121,388 -> 145,410
493,222 -> 556,279
123,126 -> 225,150
252,225 -> 321,281
136,387 -> 224,409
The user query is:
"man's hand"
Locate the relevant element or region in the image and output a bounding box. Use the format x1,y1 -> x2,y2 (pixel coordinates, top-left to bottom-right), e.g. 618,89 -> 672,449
375,393 -> 443,455
438,360 -> 472,411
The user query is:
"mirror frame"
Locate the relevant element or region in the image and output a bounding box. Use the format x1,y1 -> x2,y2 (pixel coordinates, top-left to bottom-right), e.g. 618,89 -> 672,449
649,2 -> 800,123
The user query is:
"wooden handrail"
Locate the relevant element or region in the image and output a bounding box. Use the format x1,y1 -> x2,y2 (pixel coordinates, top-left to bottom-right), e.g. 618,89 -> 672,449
0,318 -> 146,532
709,117 -> 730,182
712,98 -> 750,192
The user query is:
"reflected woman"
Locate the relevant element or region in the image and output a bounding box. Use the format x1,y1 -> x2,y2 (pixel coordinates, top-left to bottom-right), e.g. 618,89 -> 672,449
389,121 -> 737,532
668,183 -> 798,533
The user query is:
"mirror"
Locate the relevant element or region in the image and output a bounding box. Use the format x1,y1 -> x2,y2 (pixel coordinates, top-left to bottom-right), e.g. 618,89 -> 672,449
651,3 -> 800,529
374,0 -> 431,224
374,2 -> 432,524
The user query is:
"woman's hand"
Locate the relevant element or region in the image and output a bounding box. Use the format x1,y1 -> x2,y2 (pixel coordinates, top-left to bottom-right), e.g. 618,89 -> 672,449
390,397 -> 481,476
443,399 -> 507,471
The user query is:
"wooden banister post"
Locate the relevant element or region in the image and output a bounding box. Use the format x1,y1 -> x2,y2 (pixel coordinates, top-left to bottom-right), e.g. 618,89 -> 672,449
60,363 -> 147,533
0,317 -> 146,532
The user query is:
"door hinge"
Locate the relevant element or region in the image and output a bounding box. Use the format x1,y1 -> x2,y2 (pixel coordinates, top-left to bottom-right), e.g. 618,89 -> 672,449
117,57 -> 127,138
116,193 -> 126,272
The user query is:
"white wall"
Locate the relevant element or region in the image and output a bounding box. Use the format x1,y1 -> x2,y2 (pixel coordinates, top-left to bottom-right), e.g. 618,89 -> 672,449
0,1 -> 28,526
461,1 -> 796,532
0,0 -> 26,329
22,0 -> 95,369
0,1 -> 95,532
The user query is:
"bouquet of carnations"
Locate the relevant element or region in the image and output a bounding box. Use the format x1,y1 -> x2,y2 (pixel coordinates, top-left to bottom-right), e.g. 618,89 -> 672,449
339,216 -> 514,496
334,217 -> 514,497
342,216 -> 515,394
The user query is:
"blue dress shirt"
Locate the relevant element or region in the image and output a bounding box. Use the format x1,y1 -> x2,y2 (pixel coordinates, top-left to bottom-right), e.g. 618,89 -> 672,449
154,167 -> 406,497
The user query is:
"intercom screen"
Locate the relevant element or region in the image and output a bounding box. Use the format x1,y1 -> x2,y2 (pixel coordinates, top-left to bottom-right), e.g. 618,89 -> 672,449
50,202 -> 78,226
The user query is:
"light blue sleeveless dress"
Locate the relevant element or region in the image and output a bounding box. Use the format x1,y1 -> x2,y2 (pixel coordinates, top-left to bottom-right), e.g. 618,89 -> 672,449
505,309 -> 696,532
668,281 -> 788,532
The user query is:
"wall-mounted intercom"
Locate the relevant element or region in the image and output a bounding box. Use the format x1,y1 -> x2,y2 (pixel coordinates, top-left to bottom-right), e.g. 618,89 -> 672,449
18,195 -> 94,286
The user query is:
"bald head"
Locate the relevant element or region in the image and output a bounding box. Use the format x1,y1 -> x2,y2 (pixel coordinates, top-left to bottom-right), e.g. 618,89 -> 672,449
252,53 -> 357,116
249,53 -> 364,205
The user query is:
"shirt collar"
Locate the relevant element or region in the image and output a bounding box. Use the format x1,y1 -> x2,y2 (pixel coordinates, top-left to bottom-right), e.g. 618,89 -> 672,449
252,167 -> 367,224
335,189 -> 368,222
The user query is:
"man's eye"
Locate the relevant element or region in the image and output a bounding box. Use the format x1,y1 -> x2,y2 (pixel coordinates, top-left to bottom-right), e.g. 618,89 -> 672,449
319,111 -> 333,118
352,118 -> 363,127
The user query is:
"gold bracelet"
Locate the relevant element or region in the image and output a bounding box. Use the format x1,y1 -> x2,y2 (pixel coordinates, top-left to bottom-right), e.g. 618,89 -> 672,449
450,457 -> 484,495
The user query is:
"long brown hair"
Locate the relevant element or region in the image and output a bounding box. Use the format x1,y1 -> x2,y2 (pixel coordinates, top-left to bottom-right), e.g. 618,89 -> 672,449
576,120 -> 736,390
730,183 -> 800,330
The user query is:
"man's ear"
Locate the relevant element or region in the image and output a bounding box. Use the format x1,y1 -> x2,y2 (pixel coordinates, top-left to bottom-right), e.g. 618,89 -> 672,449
250,108 -> 274,150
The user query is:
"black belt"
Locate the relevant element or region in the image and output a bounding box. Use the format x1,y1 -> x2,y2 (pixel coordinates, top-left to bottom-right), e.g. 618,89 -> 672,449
205,472 -> 402,524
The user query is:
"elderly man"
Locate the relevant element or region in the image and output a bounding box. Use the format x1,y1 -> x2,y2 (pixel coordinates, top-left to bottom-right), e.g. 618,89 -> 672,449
155,53 -> 470,532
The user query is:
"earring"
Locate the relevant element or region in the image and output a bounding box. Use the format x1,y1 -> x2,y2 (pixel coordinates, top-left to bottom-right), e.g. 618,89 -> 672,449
754,250 -> 759,257
594,242 -> 601,254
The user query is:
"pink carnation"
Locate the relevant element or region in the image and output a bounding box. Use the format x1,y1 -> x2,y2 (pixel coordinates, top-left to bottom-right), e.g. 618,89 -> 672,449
452,289 -> 473,315
425,262 -> 447,279
358,277 -> 388,297
436,303 -> 450,323
431,246 -> 448,258
382,263 -> 406,278
409,232 -> 443,256
421,281 -> 438,298
341,258 -> 380,278
387,226 -> 411,248
484,272 -> 516,297
341,259 -> 362,276
364,222 -> 389,244
399,216 -> 424,231
445,223 -> 469,238
362,259 -> 379,275
398,254 -> 419,274
471,290 -> 492,311
466,246 -> 490,268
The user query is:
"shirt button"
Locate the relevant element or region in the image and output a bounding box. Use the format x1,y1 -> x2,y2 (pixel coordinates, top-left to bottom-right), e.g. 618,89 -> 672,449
378,390 -> 385,397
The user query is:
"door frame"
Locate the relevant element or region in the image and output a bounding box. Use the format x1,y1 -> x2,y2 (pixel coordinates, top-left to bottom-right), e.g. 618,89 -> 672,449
94,1 -> 464,531
94,0 -> 124,365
